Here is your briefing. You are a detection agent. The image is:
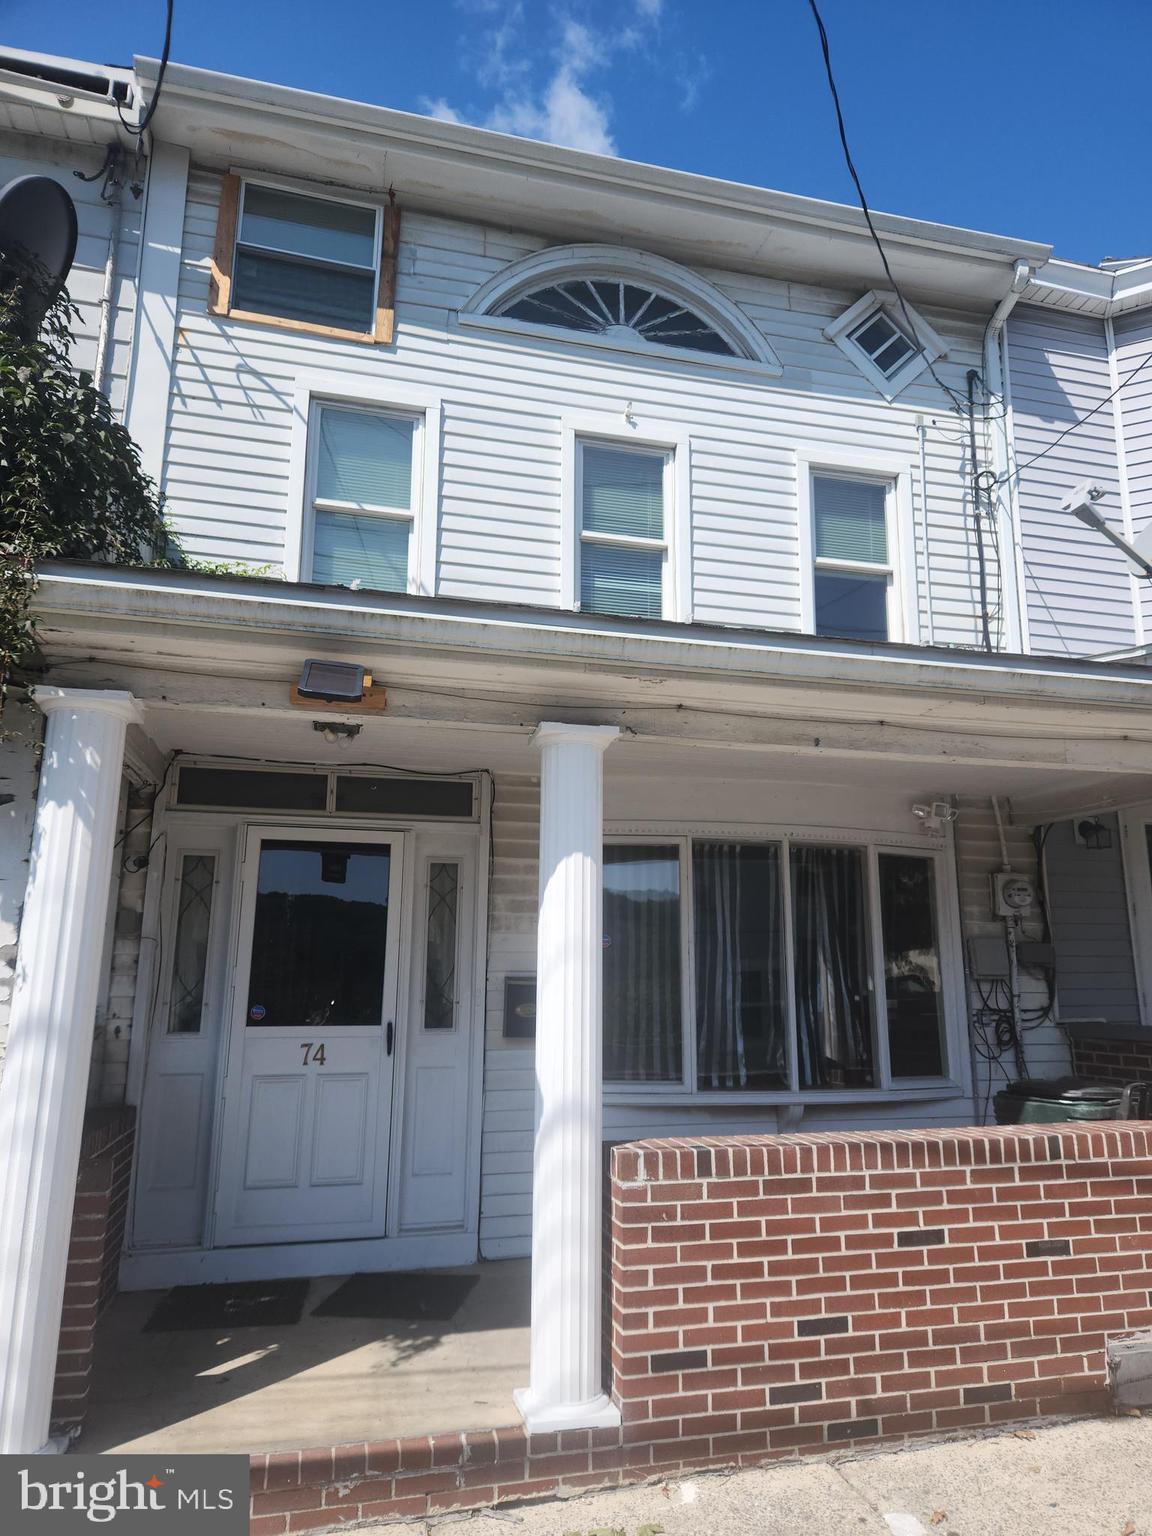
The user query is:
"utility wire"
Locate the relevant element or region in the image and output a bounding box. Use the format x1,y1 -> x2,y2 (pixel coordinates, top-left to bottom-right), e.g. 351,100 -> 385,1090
804,0 -> 969,415
1005,345 -> 1152,483
118,0 -> 174,137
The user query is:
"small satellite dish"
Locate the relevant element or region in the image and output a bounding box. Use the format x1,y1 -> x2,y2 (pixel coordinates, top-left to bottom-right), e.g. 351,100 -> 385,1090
0,175 -> 78,339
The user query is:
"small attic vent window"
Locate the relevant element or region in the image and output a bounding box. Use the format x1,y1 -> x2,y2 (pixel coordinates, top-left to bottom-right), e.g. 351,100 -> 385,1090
848,311 -> 918,379
824,289 -> 947,399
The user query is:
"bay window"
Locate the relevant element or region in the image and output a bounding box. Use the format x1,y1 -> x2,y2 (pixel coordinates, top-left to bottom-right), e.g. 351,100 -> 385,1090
602,835 -> 952,1095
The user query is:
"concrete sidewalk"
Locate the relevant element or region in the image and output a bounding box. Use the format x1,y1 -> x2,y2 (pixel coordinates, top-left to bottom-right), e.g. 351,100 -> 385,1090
362,1416 -> 1151,1536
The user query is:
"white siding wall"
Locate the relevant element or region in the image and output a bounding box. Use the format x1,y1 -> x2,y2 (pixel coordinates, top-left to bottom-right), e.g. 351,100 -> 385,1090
0,129 -> 141,418
1007,305 -> 1135,655
164,168 -> 991,640
1113,310 -> 1152,642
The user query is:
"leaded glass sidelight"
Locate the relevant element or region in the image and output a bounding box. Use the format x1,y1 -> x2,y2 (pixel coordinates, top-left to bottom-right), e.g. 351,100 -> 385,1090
169,853 -> 216,1034
423,862 -> 460,1030
498,279 -> 737,357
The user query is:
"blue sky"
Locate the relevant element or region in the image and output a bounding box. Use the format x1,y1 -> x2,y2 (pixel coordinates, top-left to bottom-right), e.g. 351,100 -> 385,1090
4,0 -> 1148,265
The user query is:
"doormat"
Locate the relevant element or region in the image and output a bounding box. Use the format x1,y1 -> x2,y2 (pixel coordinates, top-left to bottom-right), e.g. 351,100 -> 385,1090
143,1278 -> 310,1332
311,1271 -> 478,1322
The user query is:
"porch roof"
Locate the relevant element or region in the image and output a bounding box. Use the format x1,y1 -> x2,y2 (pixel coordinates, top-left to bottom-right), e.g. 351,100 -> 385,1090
32,561 -> 1152,824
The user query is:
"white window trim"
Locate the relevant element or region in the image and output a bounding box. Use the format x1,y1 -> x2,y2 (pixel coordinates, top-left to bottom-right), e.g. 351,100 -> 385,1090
459,243 -> 783,377
796,448 -> 920,645
824,289 -> 947,400
600,819 -> 970,1106
560,413 -> 692,622
285,372 -> 441,596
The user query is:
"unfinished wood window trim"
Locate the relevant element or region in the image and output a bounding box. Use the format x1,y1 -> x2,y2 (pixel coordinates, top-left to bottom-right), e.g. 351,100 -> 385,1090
207,175 -> 400,347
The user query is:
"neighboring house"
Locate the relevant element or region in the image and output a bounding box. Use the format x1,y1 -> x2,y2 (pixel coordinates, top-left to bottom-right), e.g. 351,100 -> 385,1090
2,45 -> 1152,1456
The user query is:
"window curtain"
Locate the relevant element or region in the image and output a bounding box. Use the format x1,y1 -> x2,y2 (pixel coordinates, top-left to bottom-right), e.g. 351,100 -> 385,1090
792,845 -> 874,1088
602,846 -> 682,1082
694,843 -> 787,1090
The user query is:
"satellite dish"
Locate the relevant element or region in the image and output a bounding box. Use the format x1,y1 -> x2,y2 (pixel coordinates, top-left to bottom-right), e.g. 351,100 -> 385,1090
0,175 -> 78,339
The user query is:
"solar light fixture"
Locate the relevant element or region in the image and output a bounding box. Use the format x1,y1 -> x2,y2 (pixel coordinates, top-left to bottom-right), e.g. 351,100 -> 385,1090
297,659 -> 367,703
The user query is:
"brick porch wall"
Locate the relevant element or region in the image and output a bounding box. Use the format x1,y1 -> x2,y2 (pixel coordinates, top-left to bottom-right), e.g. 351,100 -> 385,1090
1069,1034 -> 1152,1087
607,1125 -> 1152,1453
248,1123 -> 1152,1531
51,1106 -> 136,1434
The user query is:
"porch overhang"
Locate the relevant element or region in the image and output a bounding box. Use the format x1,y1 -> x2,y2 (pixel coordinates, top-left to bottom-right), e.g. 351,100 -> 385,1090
29,561 -> 1152,821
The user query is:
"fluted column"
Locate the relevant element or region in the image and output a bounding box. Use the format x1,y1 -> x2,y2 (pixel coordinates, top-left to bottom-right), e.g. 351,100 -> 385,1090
0,688 -> 140,1453
515,721 -> 620,1434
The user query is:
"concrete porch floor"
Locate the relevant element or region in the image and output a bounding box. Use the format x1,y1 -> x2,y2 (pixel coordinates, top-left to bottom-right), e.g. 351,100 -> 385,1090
76,1260 -> 530,1455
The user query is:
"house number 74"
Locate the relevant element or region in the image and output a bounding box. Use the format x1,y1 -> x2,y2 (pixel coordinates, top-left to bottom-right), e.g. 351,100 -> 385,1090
300,1042 -> 327,1066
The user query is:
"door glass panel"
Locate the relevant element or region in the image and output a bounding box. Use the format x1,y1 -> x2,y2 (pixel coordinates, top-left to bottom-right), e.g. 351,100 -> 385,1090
245,840 -> 391,1028
423,862 -> 459,1030
603,844 -> 683,1082
168,853 -> 216,1034
879,853 -> 946,1078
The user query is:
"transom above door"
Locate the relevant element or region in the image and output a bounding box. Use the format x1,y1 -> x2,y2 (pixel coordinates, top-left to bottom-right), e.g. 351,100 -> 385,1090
213,826 -> 404,1247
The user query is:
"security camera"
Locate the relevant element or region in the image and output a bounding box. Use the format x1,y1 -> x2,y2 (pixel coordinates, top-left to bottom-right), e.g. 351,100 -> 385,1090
1059,483 -> 1152,579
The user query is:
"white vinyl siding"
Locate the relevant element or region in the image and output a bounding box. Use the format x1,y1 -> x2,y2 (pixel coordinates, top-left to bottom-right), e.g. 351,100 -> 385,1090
1007,306 -> 1134,655
166,174 -> 989,636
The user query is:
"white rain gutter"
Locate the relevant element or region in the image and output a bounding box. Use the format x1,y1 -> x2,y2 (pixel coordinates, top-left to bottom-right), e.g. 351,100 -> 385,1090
983,259 -> 1034,652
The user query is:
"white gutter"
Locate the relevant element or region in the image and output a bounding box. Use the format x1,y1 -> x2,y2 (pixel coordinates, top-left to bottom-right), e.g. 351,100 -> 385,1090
983,259 -> 1034,652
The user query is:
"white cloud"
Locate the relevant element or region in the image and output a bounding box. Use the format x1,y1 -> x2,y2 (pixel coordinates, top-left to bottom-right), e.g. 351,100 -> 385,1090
432,1 -> 669,156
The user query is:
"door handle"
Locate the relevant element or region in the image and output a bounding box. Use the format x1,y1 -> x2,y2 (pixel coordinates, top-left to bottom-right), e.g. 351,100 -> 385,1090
386,1020 -> 394,1056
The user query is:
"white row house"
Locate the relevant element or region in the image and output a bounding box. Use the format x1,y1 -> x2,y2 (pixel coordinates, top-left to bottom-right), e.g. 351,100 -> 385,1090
3,45 -> 1152,1454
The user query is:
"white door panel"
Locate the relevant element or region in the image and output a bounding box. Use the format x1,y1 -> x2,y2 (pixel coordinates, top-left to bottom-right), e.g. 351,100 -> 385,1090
213,829 -> 404,1247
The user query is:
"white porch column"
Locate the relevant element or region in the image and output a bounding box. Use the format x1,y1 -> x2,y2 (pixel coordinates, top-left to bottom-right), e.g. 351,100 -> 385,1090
516,721 -> 620,1435
0,688 -> 140,1453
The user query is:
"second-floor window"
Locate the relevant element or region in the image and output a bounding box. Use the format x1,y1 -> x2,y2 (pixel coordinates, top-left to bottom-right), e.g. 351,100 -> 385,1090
812,474 -> 895,642
307,403 -> 418,590
234,184 -> 379,331
578,441 -> 670,618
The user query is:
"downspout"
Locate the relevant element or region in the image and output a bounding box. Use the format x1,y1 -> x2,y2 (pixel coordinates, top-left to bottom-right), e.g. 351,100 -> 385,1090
92,166 -> 123,398
983,259 -> 1034,652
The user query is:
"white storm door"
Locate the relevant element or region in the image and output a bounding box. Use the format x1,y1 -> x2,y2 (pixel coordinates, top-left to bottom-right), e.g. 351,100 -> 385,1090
213,828 -> 404,1247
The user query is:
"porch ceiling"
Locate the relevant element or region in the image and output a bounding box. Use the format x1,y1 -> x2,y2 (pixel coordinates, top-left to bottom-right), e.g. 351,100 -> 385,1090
34,564 -> 1152,825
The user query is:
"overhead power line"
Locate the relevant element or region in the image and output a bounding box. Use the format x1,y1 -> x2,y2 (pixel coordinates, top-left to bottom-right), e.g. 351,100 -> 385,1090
1006,345 -> 1152,482
119,0 -> 174,137
804,0 -> 969,414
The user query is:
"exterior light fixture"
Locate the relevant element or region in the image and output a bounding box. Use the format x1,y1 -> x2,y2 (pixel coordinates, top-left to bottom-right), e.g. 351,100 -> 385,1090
1074,816 -> 1113,851
1060,483 -> 1152,579
297,659 -> 367,702
912,800 -> 958,833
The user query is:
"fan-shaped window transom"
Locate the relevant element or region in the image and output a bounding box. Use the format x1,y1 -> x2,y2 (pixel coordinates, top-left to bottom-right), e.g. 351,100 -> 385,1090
498,279 -> 738,357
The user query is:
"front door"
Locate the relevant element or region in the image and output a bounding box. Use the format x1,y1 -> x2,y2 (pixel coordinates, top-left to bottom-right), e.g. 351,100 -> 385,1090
213,828 -> 404,1247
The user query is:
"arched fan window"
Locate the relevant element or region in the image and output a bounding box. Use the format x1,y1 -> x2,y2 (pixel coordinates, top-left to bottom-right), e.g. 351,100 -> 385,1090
497,279 -> 738,357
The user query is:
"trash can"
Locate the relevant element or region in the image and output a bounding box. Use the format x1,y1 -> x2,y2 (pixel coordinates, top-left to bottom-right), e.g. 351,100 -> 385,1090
993,1076 -> 1126,1125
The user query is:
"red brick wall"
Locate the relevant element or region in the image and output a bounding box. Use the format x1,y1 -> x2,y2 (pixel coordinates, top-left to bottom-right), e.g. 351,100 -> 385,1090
1070,1035 -> 1152,1087
52,1107 -> 136,1434
607,1125 -> 1152,1456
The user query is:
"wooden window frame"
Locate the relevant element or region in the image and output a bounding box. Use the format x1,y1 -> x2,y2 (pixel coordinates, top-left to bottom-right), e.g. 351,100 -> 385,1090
209,172 -> 400,346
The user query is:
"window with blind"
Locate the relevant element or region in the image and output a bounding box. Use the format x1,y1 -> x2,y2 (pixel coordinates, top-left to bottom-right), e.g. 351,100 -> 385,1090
308,403 -> 417,591
602,837 -> 951,1094
232,184 -> 380,332
579,441 -> 668,618
811,473 -> 894,641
